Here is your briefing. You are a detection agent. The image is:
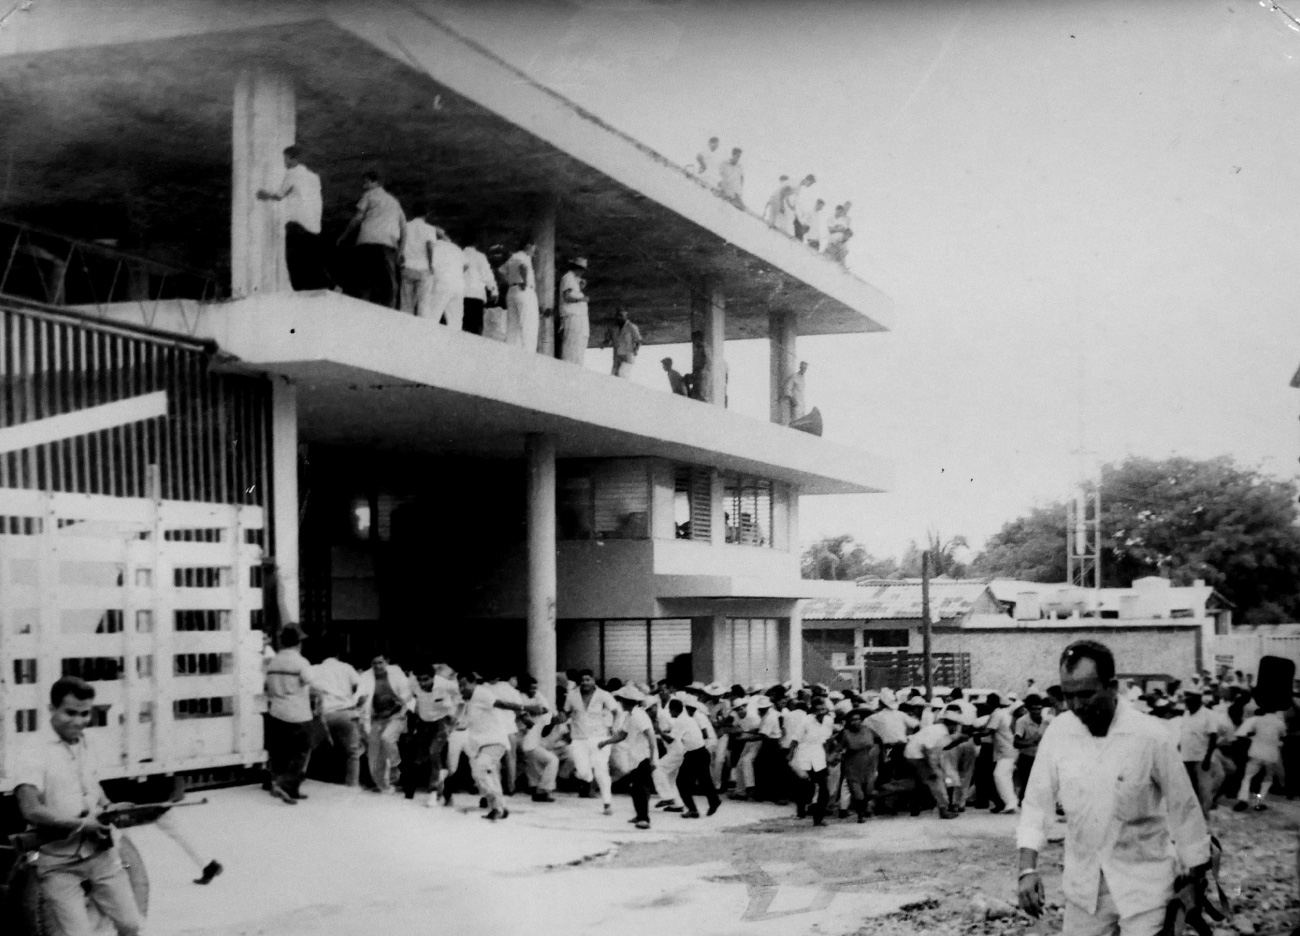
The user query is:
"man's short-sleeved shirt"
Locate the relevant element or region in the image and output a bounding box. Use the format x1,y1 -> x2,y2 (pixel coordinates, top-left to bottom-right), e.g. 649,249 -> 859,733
622,706 -> 655,765
866,708 -> 916,746
1241,712 -> 1286,762
466,684 -> 508,749
15,733 -> 102,863
987,707 -> 1017,761
431,239 -> 465,290
610,321 -> 642,361
463,246 -> 496,302
401,218 -> 437,271
1014,713 -> 1050,758
671,712 -> 705,752
718,160 -> 744,202
1177,707 -> 1220,762
265,648 -> 315,723
355,186 -> 405,248
758,708 -> 783,740
501,251 -> 536,290
280,163 -> 323,234
904,723 -> 950,760
566,688 -> 618,741
311,657 -> 359,715
559,270 -> 587,311
490,681 -> 524,737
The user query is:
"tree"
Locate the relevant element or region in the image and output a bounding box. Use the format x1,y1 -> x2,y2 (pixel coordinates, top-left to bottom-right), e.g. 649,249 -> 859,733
971,456 -> 1300,624
802,535 -> 898,581
898,531 -> 970,579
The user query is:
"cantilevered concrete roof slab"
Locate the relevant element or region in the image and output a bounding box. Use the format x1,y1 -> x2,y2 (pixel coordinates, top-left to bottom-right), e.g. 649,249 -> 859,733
0,0 -> 892,344
88,293 -> 892,496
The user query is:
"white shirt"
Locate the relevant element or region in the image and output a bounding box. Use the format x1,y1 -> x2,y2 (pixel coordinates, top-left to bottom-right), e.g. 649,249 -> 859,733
791,713 -> 835,772
15,733 -> 103,862
465,684 -> 508,749
431,239 -> 465,293
758,708 -> 783,740
490,681 -> 524,738
1239,712 -> 1286,762
520,691 -> 553,752
1017,703 -> 1211,917
986,707 -> 1017,761
279,163 -> 322,234
718,159 -> 744,203
621,706 -> 656,765
412,675 -> 459,722
565,688 -> 618,741
1177,707 -> 1219,762
559,270 -> 587,312
904,723 -> 950,760
355,186 -> 405,248
501,251 -> 536,291
671,711 -> 706,752
694,146 -> 719,185
462,246 -> 497,302
401,218 -> 438,271
810,206 -> 826,249
865,708 -> 917,745
780,707 -> 806,748
311,657 -> 359,715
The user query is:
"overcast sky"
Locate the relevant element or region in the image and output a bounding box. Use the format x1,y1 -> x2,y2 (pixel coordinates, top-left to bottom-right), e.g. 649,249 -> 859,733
439,0 -> 1300,558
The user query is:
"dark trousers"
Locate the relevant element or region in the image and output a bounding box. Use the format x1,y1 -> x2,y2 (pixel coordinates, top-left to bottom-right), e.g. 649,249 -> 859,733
1014,753 -> 1036,801
266,715 -> 312,795
803,768 -> 831,822
676,747 -> 720,815
285,222 -> 332,291
629,757 -> 655,822
401,716 -> 452,797
463,297 -> 485,335
353,243 -> 399,308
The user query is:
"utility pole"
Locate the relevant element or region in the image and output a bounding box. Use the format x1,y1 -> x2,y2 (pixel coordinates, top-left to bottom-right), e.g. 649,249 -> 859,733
921,550 -> 933,701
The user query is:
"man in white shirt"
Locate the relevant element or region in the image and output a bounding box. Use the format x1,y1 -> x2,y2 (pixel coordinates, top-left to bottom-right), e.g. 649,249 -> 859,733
609,685 -> 660,828
337,170 -> 405,309
666,696 -> 719,818
461,233 -> 498,335
407,663 -> 460,805
1018,640 -> 1211,935
1177,689 -> 1219,815
429,228 -> 467,330
499,238 -> 540,351
565,669 -> 620,814
790,696 -> 836,825
763,175 -> 796,235
398,202 -> 437,317
355,655 -> 413,794
518,675 -> 559,802
456,672 -> 544,821
310,644 -> 362,787
782,361 -> 808,424
692,136 -> 720,187
603,307 -> 643,378
264,628 -> 329,803
807,198 -> 827,251
489,675 -> 525,795
718,147 -> 745,208
793,174 -> 817,241
257,144 -> 330,290
984,693 -> 1020,814
904,713 -> 957,819
15,676 -> 146,936
558,257 -> 590,365
1234,706 -> 1287,812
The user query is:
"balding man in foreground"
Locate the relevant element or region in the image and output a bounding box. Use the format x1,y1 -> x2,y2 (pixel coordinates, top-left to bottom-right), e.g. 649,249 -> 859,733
1017,640 -> 1211,936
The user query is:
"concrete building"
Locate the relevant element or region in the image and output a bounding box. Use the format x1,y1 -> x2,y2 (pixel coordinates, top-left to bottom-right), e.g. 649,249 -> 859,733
803,579 -> 1207,695
0,0 -> 891,782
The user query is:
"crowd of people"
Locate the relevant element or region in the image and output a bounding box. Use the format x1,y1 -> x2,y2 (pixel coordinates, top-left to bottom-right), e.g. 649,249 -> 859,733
261,629 -> 1300,837
688,137 -> 855,264
257,146 -> 645,377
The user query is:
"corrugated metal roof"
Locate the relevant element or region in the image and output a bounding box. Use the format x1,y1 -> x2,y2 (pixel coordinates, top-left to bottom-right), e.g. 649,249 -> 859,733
803,581 -> 995,621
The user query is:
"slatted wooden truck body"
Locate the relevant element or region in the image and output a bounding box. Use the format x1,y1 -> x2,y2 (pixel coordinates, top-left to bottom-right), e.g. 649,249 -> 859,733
0,302 -> 273,792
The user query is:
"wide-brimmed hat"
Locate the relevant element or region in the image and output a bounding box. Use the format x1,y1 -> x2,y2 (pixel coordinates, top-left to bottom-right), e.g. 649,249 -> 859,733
754,696 -> 774,710
702,683 -> 726,697
571,257 -> 588,269
613,685 -> 645,702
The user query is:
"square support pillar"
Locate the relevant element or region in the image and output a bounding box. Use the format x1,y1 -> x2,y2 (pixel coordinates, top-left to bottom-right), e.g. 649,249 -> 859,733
690,278 -> 727,406
533,194 -> 558,356
778,604 -> 803,690
270,377 -> 300,625
769,310 -> 798,424
526,433 -> 558,705
232,70 -> 295,297
691,615 -> 730,685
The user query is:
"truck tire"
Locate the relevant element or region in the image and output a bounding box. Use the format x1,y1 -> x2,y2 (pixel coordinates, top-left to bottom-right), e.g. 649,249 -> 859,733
19,835 -> 148,936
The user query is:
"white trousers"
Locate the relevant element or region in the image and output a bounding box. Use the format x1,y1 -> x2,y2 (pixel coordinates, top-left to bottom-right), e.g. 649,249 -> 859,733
653,740 -> 684,803
993,756 -> 1019,811
710,738 -> 729,788
558,309 -> 589,364
736,740 -> 762,792
1238,757 -> 1284,802
524,745 -> 559,792
430,284 -> 465,329
507,286 -> 540,351
1063,874 -> 1165,936
569,737 -> 613,804
471,743 -> 506,812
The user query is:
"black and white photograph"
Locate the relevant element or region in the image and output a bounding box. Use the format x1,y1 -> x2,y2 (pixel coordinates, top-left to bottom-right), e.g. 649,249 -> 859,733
1,2 -> 1300,935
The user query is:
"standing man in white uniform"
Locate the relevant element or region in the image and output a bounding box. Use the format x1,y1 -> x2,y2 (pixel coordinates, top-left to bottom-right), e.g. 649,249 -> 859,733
499,238 -> 539,351
565,669 -> 619,814
461,233 -> 497,336
692,136 -> 721,187
429,228 -> 467,330
558,257 -> 590,365
518,675 -> 559,802
1018,640 -> 1211,936
397,203 -> 437,317
256,144 -> 329,290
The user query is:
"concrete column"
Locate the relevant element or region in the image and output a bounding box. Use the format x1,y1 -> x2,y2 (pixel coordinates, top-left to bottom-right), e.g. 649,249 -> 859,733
232,70 -> 295,297
526,433 -> 558,705
533,194 -> 558,356
705,281 -> 727,406
778,603 -> 804,690
769,310 -> 798,424
691,615 -> 729,685
270,378 -> 300,624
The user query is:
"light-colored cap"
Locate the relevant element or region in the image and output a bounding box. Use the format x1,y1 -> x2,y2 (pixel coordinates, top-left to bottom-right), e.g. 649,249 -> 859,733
613,685 -> 645,702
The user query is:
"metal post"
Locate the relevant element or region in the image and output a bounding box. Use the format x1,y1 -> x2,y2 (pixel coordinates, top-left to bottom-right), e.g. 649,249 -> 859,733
921,550 -> 933,701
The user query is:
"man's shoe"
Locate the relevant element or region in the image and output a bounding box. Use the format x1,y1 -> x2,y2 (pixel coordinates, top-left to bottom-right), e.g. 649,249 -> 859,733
939,808 -> 957,820
681,811 -> 701,818
269,785 -> 297,805
795,806 -> 806,819
602,803 -> 614,816
1233,801 -> 1249,812
857,813 -> 867,824
194,860 -> 223,885
813,815 -> 825,827
706,802 -> 720,817
482,809 -> 502,821
663,804 -> 684,812
634,819 -> 651,829
479,797 -> 489,808
532,791 -> 556,803
654,799 -> 673,808
1254,802 -> 1269,812
838,809 -> 850,819
290,791 -> 308,801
